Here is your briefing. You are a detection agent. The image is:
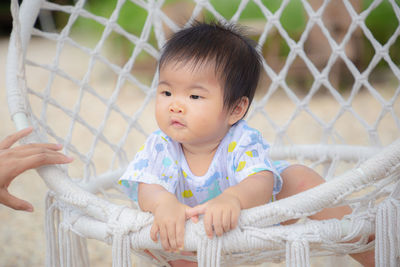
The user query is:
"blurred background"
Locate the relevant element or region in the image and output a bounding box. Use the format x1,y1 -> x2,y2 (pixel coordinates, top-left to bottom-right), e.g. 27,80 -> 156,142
1,0 -> 399,90
0,0 -> 399,266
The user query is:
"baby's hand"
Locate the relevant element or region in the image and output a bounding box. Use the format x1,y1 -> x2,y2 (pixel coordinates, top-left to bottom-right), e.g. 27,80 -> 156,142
186,193 -> 241,239
151,196 -> 188,252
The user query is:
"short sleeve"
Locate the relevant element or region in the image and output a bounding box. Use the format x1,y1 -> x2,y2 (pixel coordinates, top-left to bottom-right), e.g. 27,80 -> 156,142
118,133 -> 179,201
227,124 -> 283,195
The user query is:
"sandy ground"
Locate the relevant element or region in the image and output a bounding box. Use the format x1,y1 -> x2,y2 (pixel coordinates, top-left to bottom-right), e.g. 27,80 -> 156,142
1,35 -> 398,267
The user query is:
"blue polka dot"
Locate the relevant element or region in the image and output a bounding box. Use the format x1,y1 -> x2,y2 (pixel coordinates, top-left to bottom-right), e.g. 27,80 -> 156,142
120,180 -> 130,188
134,159 -> 148,170
155,143 -> 164,152
162,157 -> 172,167
252,149 -> 259,157
253,167 -> 267,173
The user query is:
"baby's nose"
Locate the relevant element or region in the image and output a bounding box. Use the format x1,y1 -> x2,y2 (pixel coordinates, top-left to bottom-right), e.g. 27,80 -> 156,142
169,102 -> 184,113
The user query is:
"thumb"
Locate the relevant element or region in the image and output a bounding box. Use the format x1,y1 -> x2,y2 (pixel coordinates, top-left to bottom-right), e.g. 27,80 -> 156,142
0,190 -> 34,212
186,204 -> 207,218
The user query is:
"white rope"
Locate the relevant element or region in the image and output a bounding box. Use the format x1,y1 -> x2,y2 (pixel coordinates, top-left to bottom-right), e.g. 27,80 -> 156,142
197,237 -> 222,267
5,0 -> 400,266
375,180 -> 400,267
108,206 -> 132,267
46,198 -> 90,267
285,239 -> 310,267
45,192 -> 60,267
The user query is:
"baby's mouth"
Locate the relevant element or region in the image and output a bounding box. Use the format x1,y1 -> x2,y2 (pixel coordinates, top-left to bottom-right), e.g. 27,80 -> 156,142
171,119 -> 185,128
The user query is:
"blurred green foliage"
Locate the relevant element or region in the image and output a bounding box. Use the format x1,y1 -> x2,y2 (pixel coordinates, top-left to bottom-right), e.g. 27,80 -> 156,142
51,0 -> 399,87
207,0 -> 306,37
363,0 -> 399,44
55,0 -> 399,50
60,0 -> 307,47
363,0 -> 400,71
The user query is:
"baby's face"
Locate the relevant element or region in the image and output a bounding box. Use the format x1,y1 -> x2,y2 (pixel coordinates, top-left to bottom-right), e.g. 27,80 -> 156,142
156,60 -> 234,148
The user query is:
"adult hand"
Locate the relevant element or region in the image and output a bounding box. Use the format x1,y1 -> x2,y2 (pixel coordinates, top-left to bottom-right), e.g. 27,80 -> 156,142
0,127 -> 73,212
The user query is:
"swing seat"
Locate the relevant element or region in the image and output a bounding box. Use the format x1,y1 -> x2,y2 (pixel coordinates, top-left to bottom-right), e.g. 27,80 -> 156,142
6,0 -> 400,266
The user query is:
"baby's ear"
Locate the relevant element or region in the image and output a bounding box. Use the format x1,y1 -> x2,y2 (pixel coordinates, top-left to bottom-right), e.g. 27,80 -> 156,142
228,97 -> 249,125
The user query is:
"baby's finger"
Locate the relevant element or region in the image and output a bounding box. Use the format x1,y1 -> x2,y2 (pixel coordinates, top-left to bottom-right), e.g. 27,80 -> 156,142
190,215 -> 199,223
185,203 -> 206,218
150,223 -> 159,242
167,222 -> 177,251
159,224 -> 171,251
176,218 -> 185,250
204,212 -> 214,239
231,210 -> 239,230
212,212 -> 224,237
222,210 -> 231,233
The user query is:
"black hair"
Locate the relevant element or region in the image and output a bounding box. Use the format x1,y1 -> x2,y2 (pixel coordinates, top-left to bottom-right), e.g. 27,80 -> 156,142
159,21 -> 262,114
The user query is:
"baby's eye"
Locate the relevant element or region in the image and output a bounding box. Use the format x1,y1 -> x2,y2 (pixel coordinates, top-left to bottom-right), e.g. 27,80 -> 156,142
162,91 -> 172,96
190,95 -> 201,99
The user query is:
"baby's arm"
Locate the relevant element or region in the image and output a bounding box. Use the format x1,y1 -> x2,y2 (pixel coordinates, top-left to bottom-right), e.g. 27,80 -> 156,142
224,170 -> 274,207
187,171 -> 274,238
138,183 -> 188,252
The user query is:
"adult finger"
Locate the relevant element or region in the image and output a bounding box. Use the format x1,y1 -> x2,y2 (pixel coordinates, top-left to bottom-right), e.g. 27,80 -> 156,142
14,151 -> 73,174
0,189 -> 33,212
3,144 -> 70,163
11,143 -> 64,153
0,127 -> 33,149
9,143 -> 67,160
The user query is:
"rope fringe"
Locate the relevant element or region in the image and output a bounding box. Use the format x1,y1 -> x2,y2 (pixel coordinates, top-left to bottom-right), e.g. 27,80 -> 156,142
112,233 -> 132,267
45,193 -> 89,267
286,239 -> 310,267
376,197 -> 400,267
197,237 -> 222,267
109,206 -> 132,267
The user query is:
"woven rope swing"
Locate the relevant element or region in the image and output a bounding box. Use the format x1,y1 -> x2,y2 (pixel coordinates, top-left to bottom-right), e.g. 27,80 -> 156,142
6,0 -> 400,266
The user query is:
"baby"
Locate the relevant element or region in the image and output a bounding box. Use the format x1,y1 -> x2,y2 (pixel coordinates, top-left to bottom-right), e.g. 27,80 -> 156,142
119,21 -> 374,267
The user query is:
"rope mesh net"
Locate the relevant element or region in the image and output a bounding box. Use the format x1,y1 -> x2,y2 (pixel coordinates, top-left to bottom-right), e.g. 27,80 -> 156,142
20,0 -> 399,181
7,0 -> 400,266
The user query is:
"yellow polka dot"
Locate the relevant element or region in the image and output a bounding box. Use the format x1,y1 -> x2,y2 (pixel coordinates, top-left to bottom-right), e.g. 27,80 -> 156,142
138,145 -> 144,151
182,170 -> 188,178
182,190 -> 193,198
226,176 -> 229,180
245,151 -> 253,157
236,161 -> 246,172
161,136 -> 168,142
118,180 -> 122,185
228,141 -> 237,152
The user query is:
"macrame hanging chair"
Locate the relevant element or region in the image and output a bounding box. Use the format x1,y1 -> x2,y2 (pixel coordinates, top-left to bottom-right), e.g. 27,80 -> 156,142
6,0 -> 400,266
